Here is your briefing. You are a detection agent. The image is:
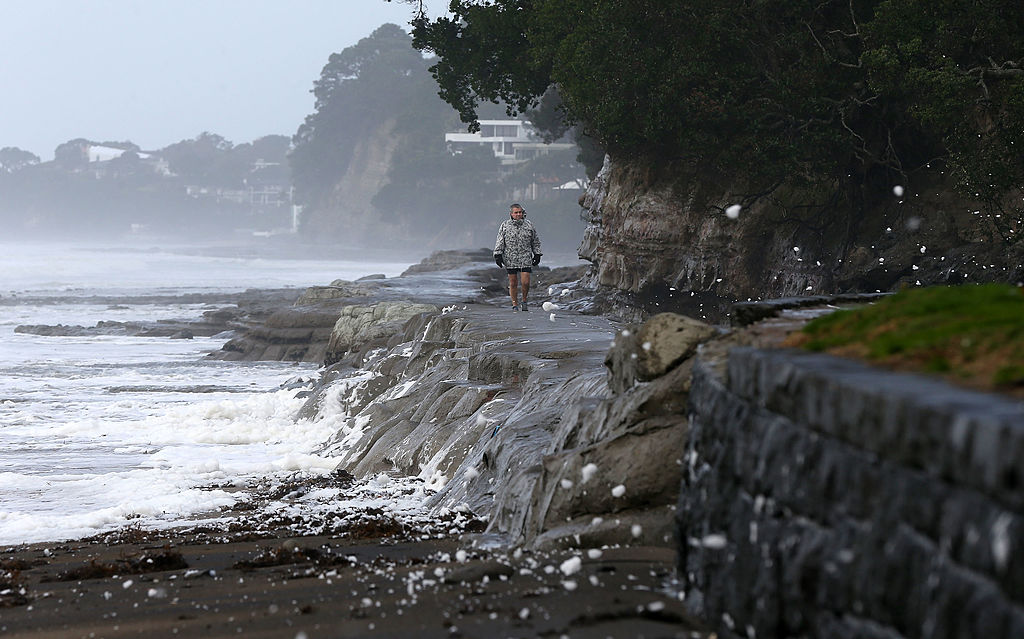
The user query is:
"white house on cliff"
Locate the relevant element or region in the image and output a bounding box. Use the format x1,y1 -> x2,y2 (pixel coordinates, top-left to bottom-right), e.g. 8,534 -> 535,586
444,120 -> 575,165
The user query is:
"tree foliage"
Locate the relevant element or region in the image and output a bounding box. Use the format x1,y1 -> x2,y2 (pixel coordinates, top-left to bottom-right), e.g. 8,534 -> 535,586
524,87 -> 605,177
0,132 -> 293,239
159,133 -> 290,187
411,1 -> 552,131
411,0 -> 1024,200
0,147 -> 40,172
290,23 -> 433,208
861,0 -> 1024,197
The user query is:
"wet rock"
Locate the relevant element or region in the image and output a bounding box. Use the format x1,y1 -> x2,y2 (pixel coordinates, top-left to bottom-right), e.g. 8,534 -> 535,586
400,249 -> 494,275
222,252 -> 699,554
634,313 -> 716,381
15,323 -> 91,336
517,342 -> 701,550
293,280 -> 380,305
536,425 -> 686,536
604,314 -> 715,394
730,292 -> 889,327
323,301 -> 439,367
603,325 -> 642,394
309,300 -> 712,551
216,308 -> 341,362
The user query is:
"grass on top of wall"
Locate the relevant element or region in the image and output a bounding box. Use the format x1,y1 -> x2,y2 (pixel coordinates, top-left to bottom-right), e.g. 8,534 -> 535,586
787,283 -> 1024,396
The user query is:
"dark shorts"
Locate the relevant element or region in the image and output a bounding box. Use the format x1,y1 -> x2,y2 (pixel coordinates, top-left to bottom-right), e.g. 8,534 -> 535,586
506,267 -> 532,274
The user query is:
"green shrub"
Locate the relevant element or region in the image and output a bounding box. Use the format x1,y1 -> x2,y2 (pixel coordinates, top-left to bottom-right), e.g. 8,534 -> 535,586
800,284 -> 1024,391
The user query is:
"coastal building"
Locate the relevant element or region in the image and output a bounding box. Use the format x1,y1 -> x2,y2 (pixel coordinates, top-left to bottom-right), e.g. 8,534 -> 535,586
444,120 -> 575,166
444,119 -> 586,201
80,144 -> 171,178
86,144 -> 149,163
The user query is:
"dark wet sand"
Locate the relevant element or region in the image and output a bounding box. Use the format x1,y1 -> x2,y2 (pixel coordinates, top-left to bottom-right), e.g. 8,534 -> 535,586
2,525 -> 709,638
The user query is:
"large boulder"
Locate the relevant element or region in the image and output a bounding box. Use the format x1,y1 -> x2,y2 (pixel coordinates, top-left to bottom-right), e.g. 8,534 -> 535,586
604,312 -> 715,394
293,280 -> 380,305
400,249 -> 494,275
636,313 -> 716,380
323,301 -> 439,366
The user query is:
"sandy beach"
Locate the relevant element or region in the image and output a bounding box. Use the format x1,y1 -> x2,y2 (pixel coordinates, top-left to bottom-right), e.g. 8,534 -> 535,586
1,513 -> 709,638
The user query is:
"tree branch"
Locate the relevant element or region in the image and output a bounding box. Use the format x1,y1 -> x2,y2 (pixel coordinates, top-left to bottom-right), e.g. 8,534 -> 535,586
965,60 -> 1024,80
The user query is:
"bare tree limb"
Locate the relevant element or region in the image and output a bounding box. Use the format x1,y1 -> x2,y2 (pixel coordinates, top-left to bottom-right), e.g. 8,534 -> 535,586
805,21 -> 831,60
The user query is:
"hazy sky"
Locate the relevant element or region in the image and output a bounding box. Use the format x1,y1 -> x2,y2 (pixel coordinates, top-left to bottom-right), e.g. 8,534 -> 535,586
1,1 -> 431,159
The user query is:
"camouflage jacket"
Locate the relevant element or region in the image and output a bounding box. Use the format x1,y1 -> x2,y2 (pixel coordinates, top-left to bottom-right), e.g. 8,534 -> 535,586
493,218 -> 541,269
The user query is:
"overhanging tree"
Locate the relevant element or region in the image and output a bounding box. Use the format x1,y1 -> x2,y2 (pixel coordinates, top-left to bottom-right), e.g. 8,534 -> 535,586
409,0 -> 1024,203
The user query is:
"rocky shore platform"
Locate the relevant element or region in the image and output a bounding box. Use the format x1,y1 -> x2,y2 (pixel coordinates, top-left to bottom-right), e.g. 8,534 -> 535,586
9,288 -> 306,340
1,249 -> 714,638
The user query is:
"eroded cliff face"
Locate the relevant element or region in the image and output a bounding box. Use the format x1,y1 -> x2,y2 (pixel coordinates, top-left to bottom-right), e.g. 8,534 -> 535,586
579,156 -> 1024,321
299,118 -> 401,243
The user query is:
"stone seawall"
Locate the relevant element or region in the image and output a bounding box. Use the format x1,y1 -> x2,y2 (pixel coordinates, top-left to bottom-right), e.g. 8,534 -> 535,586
678,346 -> 1024,639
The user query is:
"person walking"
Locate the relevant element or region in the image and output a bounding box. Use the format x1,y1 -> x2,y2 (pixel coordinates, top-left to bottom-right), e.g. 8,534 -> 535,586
493,203 -> 542,311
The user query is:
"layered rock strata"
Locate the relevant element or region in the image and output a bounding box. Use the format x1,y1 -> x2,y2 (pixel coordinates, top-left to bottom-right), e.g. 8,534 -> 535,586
296,302 -> 714,550
216,306 -> 343,362
577,156 -> 1024,322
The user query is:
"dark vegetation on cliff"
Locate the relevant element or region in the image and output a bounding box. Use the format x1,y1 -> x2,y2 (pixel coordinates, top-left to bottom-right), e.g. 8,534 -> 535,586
790,283 -> 1024,395
413,0 -> 1024,205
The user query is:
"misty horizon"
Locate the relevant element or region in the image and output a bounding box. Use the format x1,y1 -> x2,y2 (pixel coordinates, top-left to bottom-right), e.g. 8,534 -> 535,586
0,2 -> 428,159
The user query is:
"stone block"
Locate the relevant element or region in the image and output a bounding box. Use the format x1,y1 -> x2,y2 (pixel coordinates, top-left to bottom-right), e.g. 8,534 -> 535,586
728,348 -> 1024,510
324,302 -> 439,366
635,313 -> 716,381
538,423 -> 686,531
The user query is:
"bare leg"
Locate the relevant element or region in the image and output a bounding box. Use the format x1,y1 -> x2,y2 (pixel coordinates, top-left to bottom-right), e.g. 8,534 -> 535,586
520,272 -> 531,304
508,273 -> 519,307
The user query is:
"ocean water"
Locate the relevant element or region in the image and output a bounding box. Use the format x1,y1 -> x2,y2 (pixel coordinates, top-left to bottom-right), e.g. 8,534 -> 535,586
0,241 -> 418,546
